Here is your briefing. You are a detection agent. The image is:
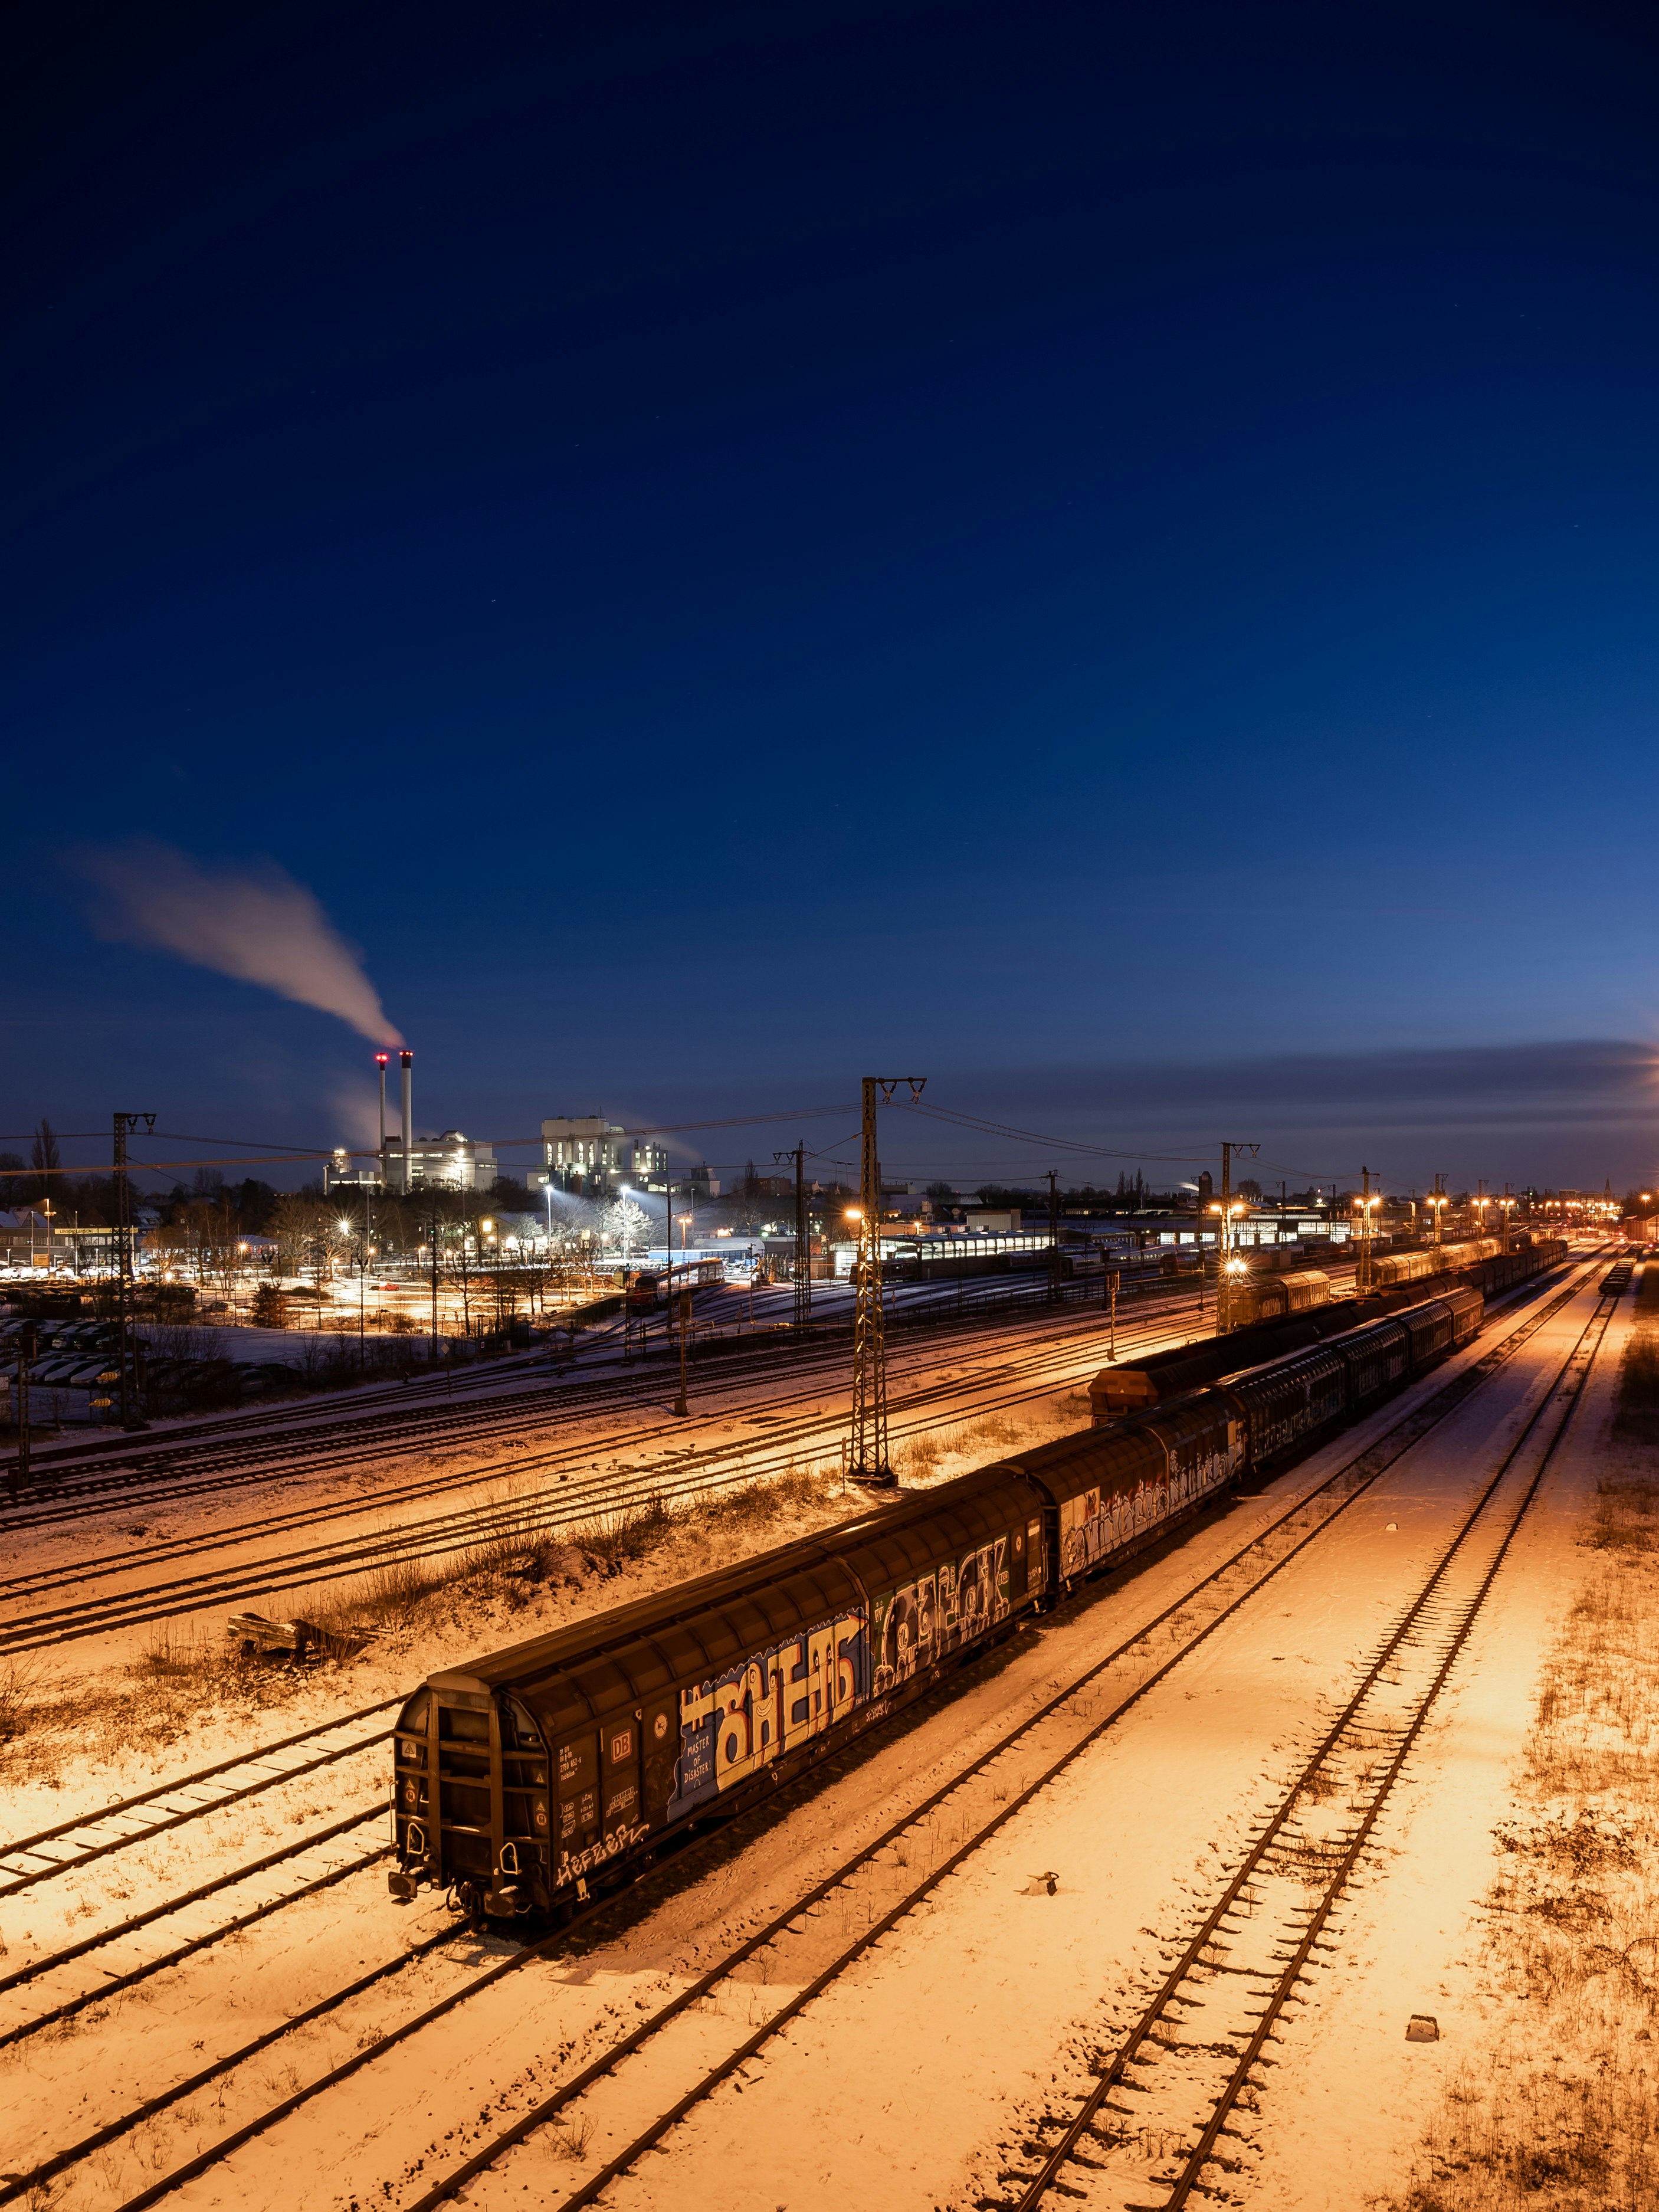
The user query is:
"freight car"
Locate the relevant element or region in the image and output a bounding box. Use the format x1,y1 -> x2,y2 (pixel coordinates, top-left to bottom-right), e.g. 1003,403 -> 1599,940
389,1283 -> 1486,1922
1226,1268 -> 1332,1329
1092,1236 -> 1569,1418
624,1259 -> 726,1310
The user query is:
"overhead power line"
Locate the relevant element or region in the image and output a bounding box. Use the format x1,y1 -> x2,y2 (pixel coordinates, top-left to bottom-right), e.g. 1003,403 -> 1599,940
893,1100 -> 1217,1165
0,1103 -> 861,1179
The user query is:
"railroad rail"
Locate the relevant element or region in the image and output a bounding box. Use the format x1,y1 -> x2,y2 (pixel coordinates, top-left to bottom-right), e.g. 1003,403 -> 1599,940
391,1262 -> 1609,2212
27,1257 -> 1589,2212
0,1289 -> 1179,1533
0,1808 -> 395,2052
0,1261 -> 1209,1501
0,1324 -> 1147,1654
999,1274 -> 1618,2210
0,1696 -> 397,1900
0,1260 -> 1569,1656
0,1289 -> 1181,1538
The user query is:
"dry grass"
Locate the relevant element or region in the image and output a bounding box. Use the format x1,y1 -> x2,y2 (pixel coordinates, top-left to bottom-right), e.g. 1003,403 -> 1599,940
0,1625 -> 326,1789
0,1656 -> 38,1741
1615,1329 -> 1659,1442
0,1461 -> 845,1789
1,1387 -> 1086,1795
893,1392 -> 1087,1480
1377,1466 -> 1659,2212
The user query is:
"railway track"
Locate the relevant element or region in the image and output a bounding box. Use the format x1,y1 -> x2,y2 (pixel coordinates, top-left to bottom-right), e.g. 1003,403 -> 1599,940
0,1697 -> 398,1901
0,1261 -> 1567,1657
386,1264 -> 1609,2212
9,1259 -> 1584,2212
0,1268 -> 1194,1508
999,1280 -> 1618,2210
0,1804 -> 393,2053
0,1287 -> 1183,1533
0,1325 -> 1132,1653
0,1293 -> 1179,1541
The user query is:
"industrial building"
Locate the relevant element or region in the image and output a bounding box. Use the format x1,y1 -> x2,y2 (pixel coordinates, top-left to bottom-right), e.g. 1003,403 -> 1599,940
530,1116 -> 667,1197
323,1051 -> 498,1193
323,1131 -> 498,1194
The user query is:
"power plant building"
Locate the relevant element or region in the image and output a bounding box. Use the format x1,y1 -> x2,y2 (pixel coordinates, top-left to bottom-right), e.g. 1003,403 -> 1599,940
326,1130 -> 498,1193
324,1052 -> 497,1192
531,1116 -> 666,1197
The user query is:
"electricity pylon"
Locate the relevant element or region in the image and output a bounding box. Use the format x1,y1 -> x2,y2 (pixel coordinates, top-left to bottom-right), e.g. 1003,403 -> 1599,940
775,1141 -> 811,1327
113,1110 -> 155,1429
848,1074 -> 925,1485
1356,1164 -> 1377,1296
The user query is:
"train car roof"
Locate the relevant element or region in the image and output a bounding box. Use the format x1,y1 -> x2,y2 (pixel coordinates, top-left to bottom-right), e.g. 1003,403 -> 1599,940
988,1420 -> 1166,1508
427,1461 -> 1040,1705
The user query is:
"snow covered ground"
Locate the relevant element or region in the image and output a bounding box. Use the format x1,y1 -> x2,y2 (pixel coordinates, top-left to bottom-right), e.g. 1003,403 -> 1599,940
0,1253 -> 1611,2212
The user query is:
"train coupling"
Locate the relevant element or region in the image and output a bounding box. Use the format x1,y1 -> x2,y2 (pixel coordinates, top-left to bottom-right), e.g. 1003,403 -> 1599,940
484,1880 -> 530,1916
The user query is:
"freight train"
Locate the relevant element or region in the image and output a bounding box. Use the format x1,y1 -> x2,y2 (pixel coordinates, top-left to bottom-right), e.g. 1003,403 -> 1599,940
1093,1236 -> 1569,1418
388,1276 -> 1509,1922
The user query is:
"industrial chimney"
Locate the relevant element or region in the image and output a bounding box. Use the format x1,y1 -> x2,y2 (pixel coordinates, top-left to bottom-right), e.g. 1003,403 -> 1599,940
399,1050 -> 414,1192
375,1052 -> 389,1179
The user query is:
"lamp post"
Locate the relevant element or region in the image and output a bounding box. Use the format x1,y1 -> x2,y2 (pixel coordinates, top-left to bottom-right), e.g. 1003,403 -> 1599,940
1355,1189 -> 1380,1296
1428,1189 -> 1447,1250
1225,1200 -> 1248,1322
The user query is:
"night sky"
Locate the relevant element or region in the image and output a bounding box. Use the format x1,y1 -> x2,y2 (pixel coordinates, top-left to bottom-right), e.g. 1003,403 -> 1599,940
7,1 -> 1659,1193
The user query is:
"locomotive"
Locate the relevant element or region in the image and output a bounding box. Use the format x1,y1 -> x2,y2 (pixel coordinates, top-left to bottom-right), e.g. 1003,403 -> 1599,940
389,1281 -> 1491,1919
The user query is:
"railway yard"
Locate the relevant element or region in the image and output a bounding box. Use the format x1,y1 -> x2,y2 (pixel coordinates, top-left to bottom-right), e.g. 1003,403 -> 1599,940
0,1242 -> 1651,2212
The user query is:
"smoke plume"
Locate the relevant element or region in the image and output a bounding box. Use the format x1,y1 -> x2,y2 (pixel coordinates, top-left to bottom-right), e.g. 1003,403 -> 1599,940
73,839 -> 402,1045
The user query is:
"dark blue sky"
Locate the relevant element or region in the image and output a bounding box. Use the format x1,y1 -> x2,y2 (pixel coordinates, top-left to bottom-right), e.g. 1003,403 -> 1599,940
7,0 -> 1659,1191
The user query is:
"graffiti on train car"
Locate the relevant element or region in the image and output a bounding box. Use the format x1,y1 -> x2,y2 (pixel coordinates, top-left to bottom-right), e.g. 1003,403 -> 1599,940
668,1610 -> 870,1821
558,1818 -> 650,1886
870,1536 -> 1011,1697
1058,1427 -> 1241,1578
1164,1421 -> 1242,1509
1061,1483 -> 1147,1577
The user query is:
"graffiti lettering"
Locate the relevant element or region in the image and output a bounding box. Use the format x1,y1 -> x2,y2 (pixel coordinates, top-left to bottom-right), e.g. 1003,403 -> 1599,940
557,1818 -> 650,1886
669,1609 -> 869,1823
871,1537 -> 1009,1697
1058,1423 -> 1241,1578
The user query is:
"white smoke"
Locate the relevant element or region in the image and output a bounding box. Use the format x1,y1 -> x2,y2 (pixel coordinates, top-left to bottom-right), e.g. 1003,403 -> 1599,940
329,1079 -> 387,1149
73,838 -> 402,1046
